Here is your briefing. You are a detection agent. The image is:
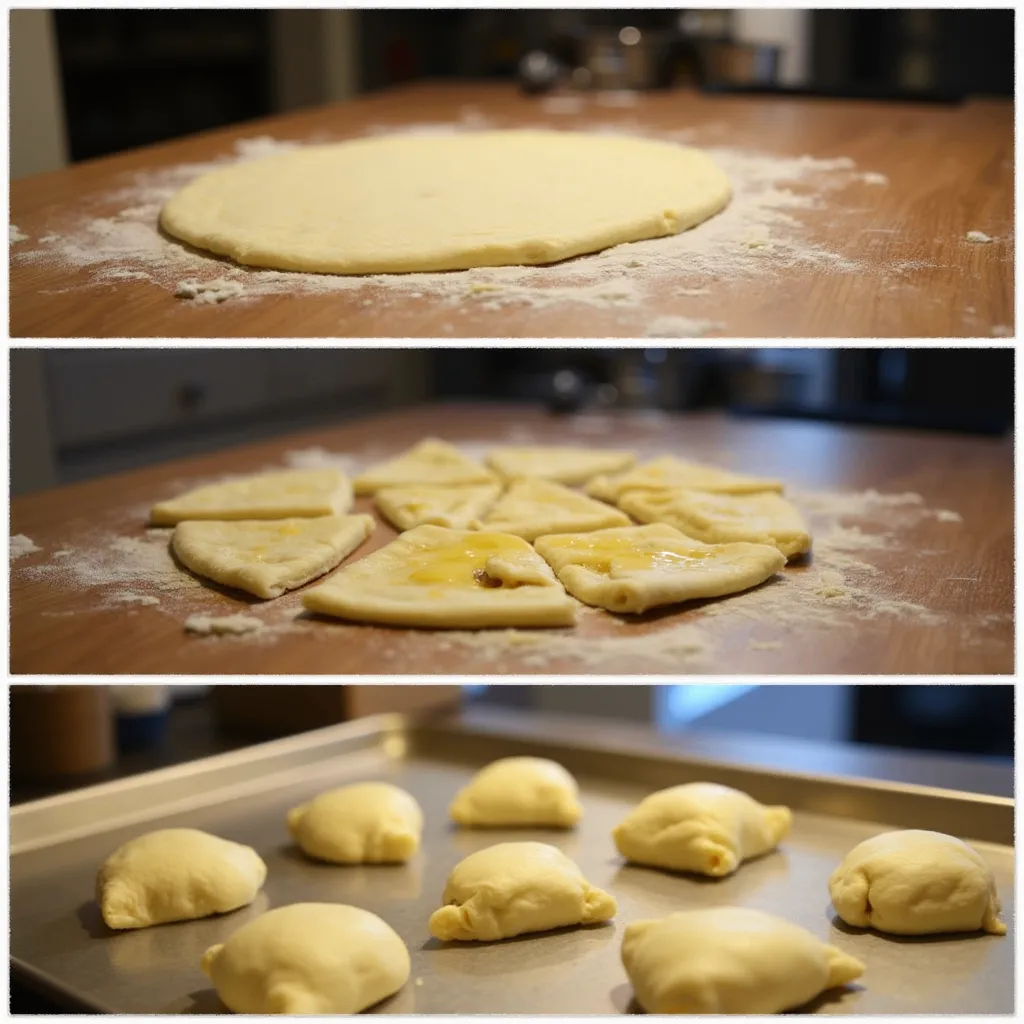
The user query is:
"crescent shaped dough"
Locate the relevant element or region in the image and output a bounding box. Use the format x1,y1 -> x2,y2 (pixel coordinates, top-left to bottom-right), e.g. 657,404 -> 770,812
353,439 -> 495,495
829,829 -> 1007,936
160,131 -> 731,274
534,523 -> 785,614
375,482 -> 502,531
586,456 -> 783,503
449,757 -> 583,828
475,478 -> 631,541
202,903 -> 410,1013
486,446 -> 636,485
302,525 -> 577,628
428,841 -> 616,942
96,828 -> 267,930
620,488 -> 811,559
172,514 -> 374,599
150,469 -> 352,525
287,782 -> 423,864
612,782 -> 792,876
622,908 -> 865,1014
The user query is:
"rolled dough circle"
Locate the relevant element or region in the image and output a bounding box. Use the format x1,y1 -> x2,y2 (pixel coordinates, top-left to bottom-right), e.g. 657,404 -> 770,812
160,130 -> 731,275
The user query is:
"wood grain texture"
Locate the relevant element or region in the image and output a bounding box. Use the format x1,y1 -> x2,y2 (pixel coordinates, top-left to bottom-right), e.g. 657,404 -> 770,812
10,404 -> 1012,675
10,82 -> 1013,338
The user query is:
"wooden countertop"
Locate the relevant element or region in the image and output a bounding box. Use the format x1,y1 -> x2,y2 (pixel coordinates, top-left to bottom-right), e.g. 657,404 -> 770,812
10,404 -> 1013,675
10,82 -> 1013,338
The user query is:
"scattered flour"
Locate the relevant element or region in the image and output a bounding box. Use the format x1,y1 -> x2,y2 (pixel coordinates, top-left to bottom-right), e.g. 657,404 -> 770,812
10,534 -> 41,560
185,613 -> 265,636
966,230 -> 995,243
10,225 -> 29,243
108,591 -> 161,606
860,172 -> 889,186
10,123 -> 882,326
644,315 -> 723,338
176,277 -> 245,304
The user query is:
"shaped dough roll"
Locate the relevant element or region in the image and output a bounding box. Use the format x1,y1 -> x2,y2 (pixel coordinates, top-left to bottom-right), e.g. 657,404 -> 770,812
622,908 -> 865,1014
449,757 -> 583,828
428,841 -> 616,941
97,828 -> 267,930
202,903 -> 410,1014
612,782 -> 791,877
829,829 -> 1007,936
150,469 -> 352,525
287,782 -> 423,864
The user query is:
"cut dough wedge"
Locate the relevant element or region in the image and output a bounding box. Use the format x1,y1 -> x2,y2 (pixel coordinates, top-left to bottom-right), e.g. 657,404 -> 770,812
302,524 -> 577,628
287,782 -> 423,864
450,756 -> 583,828
150,469 -> 351,525
534,523 -> 785,614
375,482 -> 502,531
173,514 -> 375,599
428,841 -> 616,942
620,488 -> 811,559
202,903 -> 410,1014
353,439 -> 495,495
612,782 -> 792,877
586,456 -> 783,503
622,908 -> 865,1014
486,446 -> 636,485
829,829 -> 1007,936
476,477 -> 630,541
97,828 -> 267,930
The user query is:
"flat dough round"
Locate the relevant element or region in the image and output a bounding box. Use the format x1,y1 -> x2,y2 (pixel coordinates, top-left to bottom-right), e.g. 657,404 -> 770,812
160,131 -> 732,275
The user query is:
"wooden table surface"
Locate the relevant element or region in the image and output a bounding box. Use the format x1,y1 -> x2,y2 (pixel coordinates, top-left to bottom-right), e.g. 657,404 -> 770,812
10,404 -> 1013,675
10,82 -> 1014,338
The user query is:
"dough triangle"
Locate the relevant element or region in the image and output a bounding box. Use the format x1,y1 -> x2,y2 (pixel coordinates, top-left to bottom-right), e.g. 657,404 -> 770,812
353,439 -> 495,495
150,469 -> 351,525
620,487 -> 810,558
302,524 -> 577,628
534,522 -> 785,614
375,482 -> 502,531
486,445 -> 635,485
475,477 -> 630,541
173,514 -> 374,599
586,456 -> 783,502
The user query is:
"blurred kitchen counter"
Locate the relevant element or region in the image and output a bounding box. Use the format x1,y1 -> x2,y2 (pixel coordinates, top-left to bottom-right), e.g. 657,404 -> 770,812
10,81 -> 1013,338
9,403 -> 1013,675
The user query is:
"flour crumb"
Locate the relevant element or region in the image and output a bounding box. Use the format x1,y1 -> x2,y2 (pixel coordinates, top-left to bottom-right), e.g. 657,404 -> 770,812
10,534 -> 41,560
9,224 -> 29,243
860,172 -> 889,185
176,277 -> 244,304
742,225 -> 773,250
814,571 -> 849,599
53,549 -> 72,557
185,613 -> 264,636
645,315 -> 722,338
749,639 -> 783,651
935,509 -> 963,523
110,592 -> 161,606
966,230 -> 995,243
677,286 -> 711,297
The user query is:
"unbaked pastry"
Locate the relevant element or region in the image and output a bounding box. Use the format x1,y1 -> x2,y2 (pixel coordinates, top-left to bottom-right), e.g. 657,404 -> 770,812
160,131 -> 731,274
353,439 -> 495,495
449,757 -> 583,828
619,488 -> 811,559
612,782 -> 792,876
375,482 -> 502,531
96,828 -> 267,930
428,841 -> 616,941
202,903 -> 410,1013
586,456 -> 784,503
486,446 -> 636,485
172,514 -> 374,599
302,524 -> 577,628
534,523 -> 785,614
475,477 -> 630,541
829,829 -> 1007,936
287,782 -> 423,864
150,469 -> 351,525
621,907 -> 865,1014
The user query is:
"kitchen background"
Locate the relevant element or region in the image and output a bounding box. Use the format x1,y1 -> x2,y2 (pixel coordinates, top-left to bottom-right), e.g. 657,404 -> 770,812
11,8 -> 1015,177
9,348 -> 1015,496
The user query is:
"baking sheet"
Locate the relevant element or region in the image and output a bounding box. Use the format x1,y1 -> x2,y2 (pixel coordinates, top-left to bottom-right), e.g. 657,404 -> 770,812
10,716 -> 1015,1014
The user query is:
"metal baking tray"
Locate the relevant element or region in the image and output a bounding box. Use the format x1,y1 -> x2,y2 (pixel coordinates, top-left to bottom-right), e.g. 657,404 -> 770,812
10,711 -> 1015,1014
